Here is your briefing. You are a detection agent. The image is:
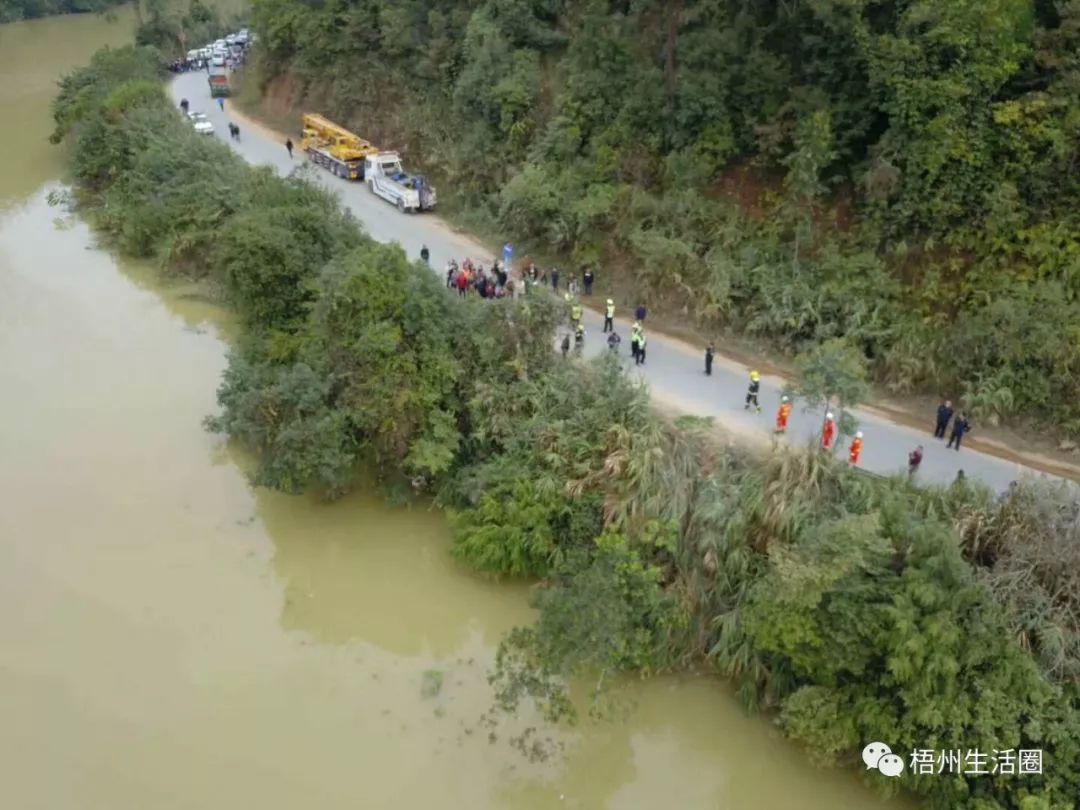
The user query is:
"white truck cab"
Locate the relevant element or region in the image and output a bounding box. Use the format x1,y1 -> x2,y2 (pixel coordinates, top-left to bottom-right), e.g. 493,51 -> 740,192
364,152 -> 436,213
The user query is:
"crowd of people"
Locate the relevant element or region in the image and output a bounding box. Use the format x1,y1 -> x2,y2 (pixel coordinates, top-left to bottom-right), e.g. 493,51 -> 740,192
440,254 -> 656,366
438,248 -> 983,485
444,257 -> 514,299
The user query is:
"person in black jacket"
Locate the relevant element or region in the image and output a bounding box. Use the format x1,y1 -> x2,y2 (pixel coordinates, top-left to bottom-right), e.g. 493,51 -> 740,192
946,412 -> 970,451
933,399 -> 953,439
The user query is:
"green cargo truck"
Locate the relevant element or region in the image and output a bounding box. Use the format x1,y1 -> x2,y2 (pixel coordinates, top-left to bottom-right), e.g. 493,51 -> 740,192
208,73 -> 230,98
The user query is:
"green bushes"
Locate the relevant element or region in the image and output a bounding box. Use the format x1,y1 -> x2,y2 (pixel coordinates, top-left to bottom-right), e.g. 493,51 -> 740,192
54,45 -> 1080,809
134,0 -> 237,60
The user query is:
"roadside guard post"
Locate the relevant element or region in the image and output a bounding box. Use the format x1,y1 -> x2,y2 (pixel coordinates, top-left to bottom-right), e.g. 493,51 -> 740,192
503,243 -> 513,276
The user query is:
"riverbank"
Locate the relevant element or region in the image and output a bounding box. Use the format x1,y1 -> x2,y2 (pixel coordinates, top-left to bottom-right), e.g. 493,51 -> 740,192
0,14 -> 929,807
226,67 -> 1080,487
52,45 -> 1080,809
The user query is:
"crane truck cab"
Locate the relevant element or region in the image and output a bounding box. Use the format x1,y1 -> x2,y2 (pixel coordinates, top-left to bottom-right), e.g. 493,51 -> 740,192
364,152 -> 437,213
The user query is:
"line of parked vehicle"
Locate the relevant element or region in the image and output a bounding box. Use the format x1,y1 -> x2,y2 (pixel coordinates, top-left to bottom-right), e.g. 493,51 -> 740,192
185,28 -> 254,72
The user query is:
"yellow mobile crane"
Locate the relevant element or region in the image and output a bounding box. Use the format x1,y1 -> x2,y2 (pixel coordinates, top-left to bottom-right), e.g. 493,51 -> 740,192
300,113 -> 378,180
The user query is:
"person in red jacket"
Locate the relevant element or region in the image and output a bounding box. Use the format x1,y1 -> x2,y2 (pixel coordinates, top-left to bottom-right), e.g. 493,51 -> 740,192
821,412 -> 836,451
849,431 -> 864,465
775,396 -> 792,433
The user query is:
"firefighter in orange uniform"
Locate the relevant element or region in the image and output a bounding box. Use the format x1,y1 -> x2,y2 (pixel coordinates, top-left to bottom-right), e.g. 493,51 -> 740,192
849,431 -> 864,465
821,412 -> 836,451
775,396 -> 792,433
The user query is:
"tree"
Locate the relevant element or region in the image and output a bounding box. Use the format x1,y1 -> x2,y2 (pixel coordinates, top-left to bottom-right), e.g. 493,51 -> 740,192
783,110 -> 835,272
789,338 -> 869,448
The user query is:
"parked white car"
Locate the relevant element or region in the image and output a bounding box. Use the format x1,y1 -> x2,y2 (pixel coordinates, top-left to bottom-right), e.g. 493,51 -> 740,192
188,112 -> 214,136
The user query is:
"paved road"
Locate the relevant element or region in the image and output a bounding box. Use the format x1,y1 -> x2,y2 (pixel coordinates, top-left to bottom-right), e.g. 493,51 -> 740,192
175,75 -> 1035,493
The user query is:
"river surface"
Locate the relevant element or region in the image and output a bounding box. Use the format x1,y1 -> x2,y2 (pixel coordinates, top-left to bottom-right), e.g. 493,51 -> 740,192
0,10 -> 901,810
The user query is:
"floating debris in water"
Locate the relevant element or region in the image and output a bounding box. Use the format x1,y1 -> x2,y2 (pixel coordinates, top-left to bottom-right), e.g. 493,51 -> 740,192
421,669 -> 444,699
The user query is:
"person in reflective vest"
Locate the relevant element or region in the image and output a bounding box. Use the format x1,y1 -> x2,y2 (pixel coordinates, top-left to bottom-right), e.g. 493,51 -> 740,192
848,431 -> 863,465
635,330 -> 647,365
570,301 -> 583,325
745,370 -> 761,413
603,299 -> 615,333
574,322 -> 585,354
821,412 -> 836,451
775,396 -> 792,433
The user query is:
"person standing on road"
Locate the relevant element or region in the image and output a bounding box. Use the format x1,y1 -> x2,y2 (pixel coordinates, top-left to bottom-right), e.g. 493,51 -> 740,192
636,330 -> 647,365
583,268 -> 594,296
603,299 -> 615,333
775,396 -> 792,433
705,343 -> 715,376
908,445 -> 924,475
821,412 -> 836,451
574,322 -> 586,355
568,274 -> 579,297
635,303 -> 647,323
946,412 -> 970,451
456,270 -> 468,298
630,324 -> 641,363
607,331 -> 621,352
551,267 -> 560,292
849,431 -> 864,466
570,299 -> 583,329
285,138 -> 294,158
934,399 -> 953,439
217,97 -> 225,111
745,370 -> 762,412
420,245 -> 430,266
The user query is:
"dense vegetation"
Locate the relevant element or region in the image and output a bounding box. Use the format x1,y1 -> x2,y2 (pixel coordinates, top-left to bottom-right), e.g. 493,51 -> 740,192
133,0 -> 238,58
0,0 -> 124,23
246,0 -> 1080,435
54,45 -> 1080,809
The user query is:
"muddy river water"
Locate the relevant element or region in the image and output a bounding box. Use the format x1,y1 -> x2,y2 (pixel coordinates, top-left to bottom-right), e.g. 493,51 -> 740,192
0,10 -> 900,809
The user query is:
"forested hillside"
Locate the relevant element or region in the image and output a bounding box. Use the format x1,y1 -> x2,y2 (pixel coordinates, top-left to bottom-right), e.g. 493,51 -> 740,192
50,43 -> 1080,807
0,0 -> 125,22
249,0 -> 1080,433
